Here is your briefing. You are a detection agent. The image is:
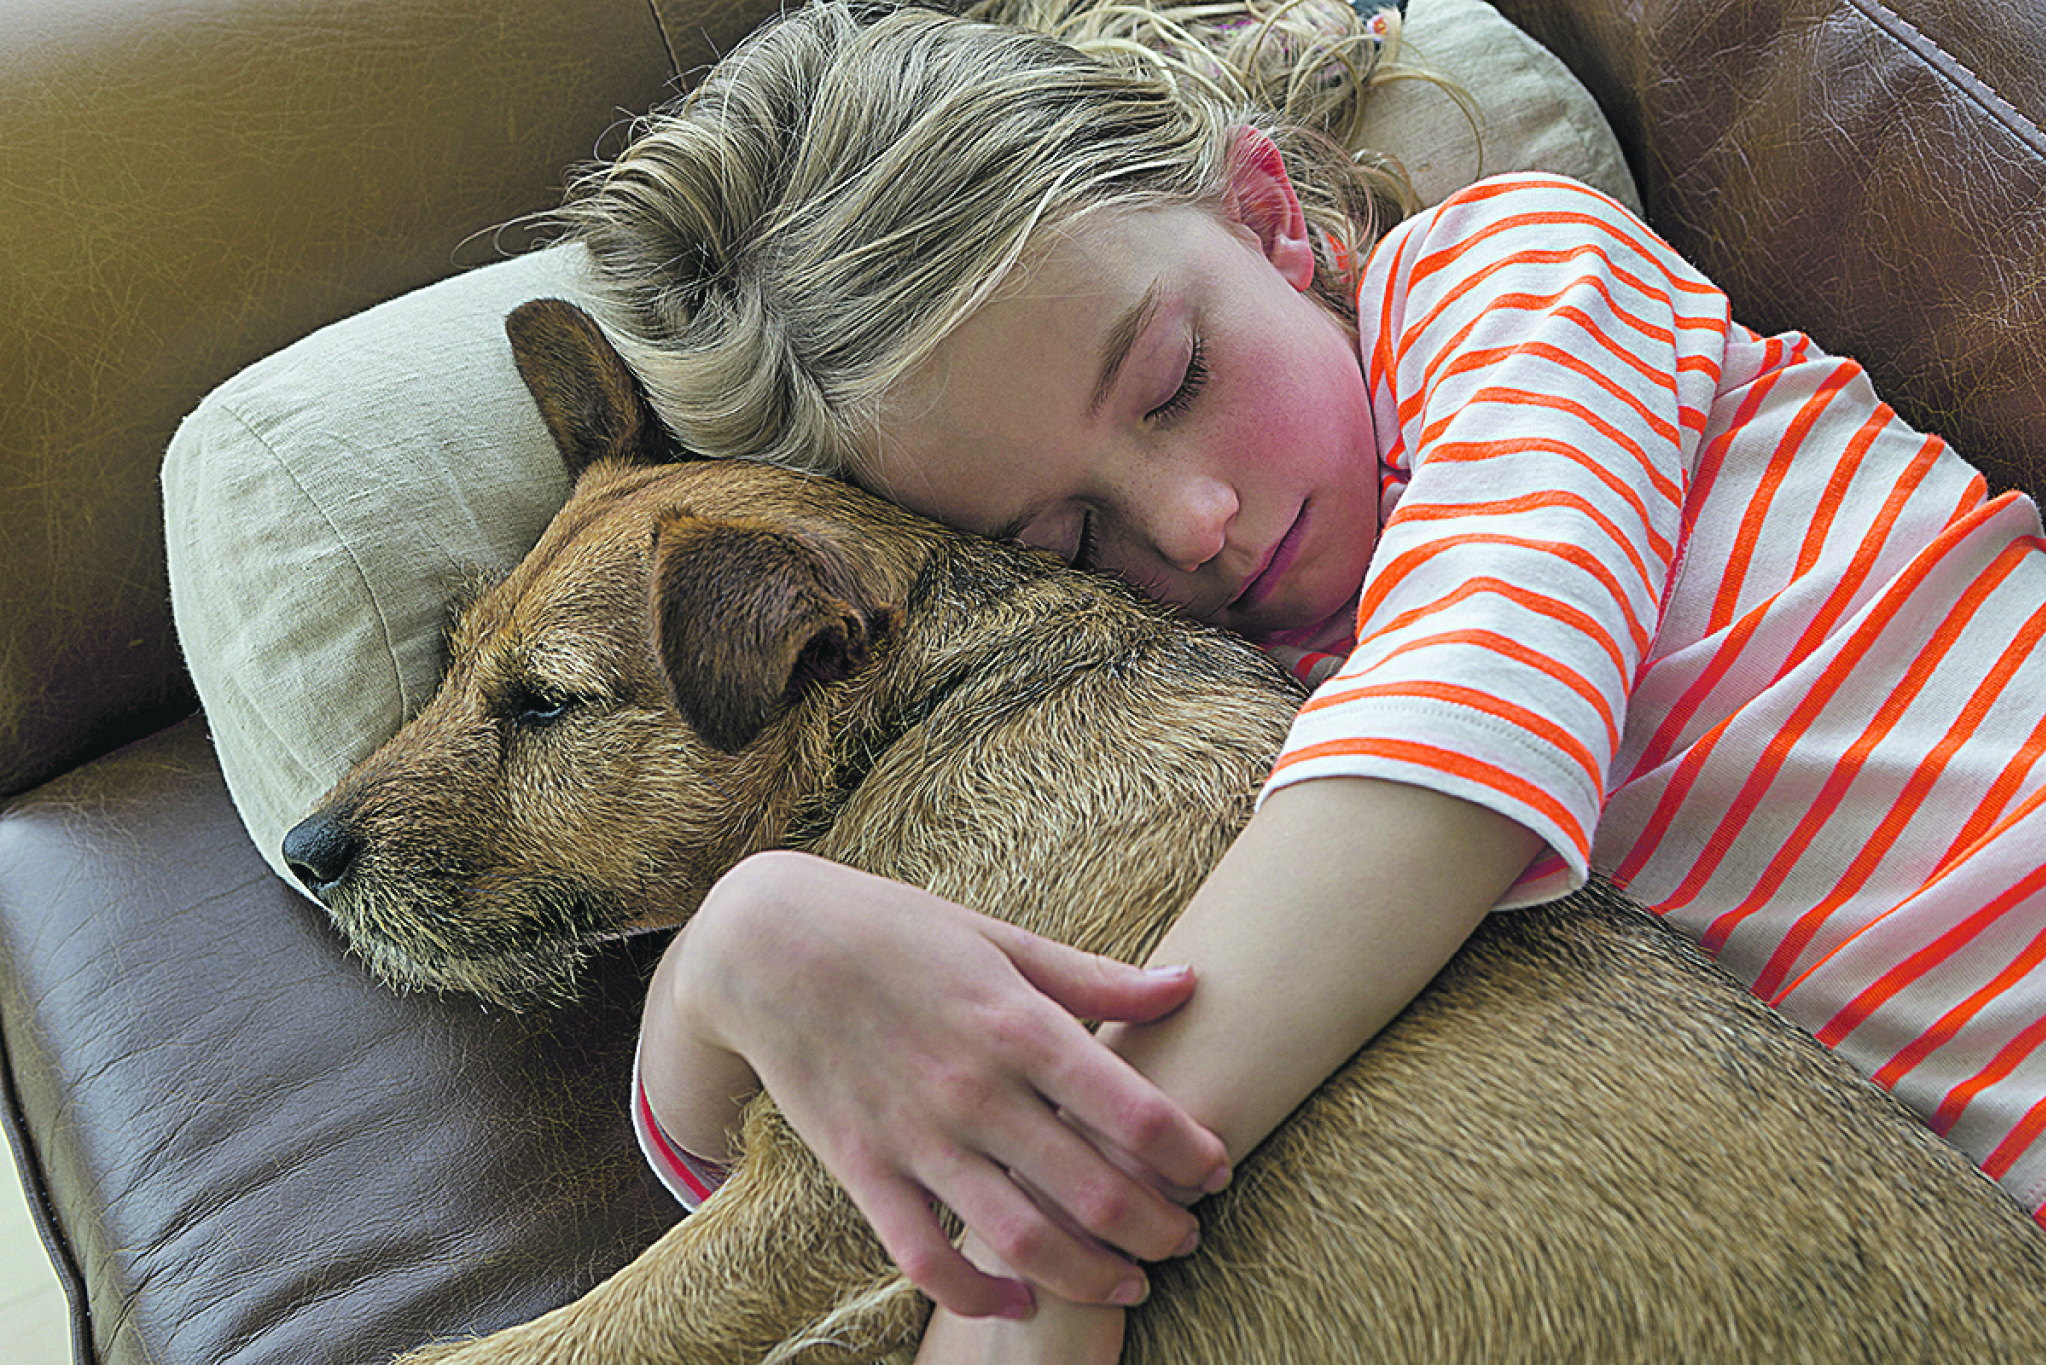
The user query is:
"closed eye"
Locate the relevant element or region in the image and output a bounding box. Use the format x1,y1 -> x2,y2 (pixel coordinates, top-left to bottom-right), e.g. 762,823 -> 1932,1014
501,681 -> 584,731
1146,336 -> 1208,424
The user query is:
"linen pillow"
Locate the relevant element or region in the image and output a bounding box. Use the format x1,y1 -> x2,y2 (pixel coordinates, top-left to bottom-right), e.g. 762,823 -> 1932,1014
164,0 -> 1642,888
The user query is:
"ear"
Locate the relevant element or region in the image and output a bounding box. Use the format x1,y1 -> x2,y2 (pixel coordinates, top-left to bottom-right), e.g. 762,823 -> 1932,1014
1224,126 -> 1316,293
649,511 -> 897,753
504,298 -> 686,480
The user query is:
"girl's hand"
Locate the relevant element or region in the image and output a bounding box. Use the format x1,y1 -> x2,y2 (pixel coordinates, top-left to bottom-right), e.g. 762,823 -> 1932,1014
659,850 -> 1228,1319
912,1232 -> 1126,1365
915,1299 -> 1125,1364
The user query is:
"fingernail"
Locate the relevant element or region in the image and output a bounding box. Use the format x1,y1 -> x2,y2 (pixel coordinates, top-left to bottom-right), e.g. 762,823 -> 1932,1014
1175,1226 -> 1200,1257
1144,963 -> 1193,980
1111,1275 -> 1150,1307
999,1284 -> 1035,1321
1203,1164 -> 1233,1194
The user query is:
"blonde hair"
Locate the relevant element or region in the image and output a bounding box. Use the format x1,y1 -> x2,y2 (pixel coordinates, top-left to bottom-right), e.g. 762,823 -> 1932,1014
561,0 -> 1418,480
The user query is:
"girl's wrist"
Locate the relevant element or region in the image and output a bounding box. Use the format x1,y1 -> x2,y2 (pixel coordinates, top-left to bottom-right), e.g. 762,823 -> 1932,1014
639,875 -> 778,1164
668,850 -> 806,1052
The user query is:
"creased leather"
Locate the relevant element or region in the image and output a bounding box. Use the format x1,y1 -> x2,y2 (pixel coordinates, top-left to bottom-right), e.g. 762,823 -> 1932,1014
0,0 -> 695,799
0,720 -> 679,1365
1491,0 -> 2046,502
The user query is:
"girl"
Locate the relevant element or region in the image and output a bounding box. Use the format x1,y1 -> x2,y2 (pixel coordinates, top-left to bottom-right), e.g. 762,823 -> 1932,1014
570,2 -> 2046,1359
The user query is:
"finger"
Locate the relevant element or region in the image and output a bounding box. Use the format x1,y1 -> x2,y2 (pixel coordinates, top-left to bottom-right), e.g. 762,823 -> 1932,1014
946,1050 -> 1199,1263
1060,1108 -> 1215,1207
1032,1016 -> 1233,1197
990,922 -> 1197,1024
943,1159 -> 1152,1309
996,1103 -> 1202,1263
858,1177 -> 1035,1321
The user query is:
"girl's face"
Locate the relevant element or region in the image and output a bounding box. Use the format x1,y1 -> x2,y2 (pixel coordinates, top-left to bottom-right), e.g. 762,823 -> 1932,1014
872,142 -> 1380,653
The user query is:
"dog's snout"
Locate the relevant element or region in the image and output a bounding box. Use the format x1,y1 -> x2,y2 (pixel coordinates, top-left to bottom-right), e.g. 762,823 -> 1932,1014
282,812 -> 362,900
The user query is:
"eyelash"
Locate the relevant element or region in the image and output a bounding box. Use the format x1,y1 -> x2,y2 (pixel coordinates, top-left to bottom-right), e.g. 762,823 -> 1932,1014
1066,334 -> 1205,571
1147,336 -> 1209,424
1073,511 -> 1100,571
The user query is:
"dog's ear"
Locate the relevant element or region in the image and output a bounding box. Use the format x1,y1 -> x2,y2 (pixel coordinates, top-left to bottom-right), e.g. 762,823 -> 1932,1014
505,298 -> 685,479
649,511 -> 897,753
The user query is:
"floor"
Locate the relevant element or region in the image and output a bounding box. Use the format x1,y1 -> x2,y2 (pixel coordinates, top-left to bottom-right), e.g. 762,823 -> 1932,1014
3,1140 -> 70,1364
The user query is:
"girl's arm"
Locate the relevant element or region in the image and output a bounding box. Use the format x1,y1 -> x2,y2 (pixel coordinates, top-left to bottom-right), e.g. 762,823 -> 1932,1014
912,773 -> 1541,1363
1102,774 -> 1542,1159
635,848 -> 1230,1318
638,772 -> 1538,1343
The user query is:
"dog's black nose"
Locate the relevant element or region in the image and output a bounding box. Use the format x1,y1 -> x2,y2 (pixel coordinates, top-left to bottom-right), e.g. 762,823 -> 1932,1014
282,812 -> 362,900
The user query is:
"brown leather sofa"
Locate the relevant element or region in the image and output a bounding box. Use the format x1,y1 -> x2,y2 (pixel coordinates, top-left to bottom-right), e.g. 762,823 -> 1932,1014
2,1 -> 2041,1363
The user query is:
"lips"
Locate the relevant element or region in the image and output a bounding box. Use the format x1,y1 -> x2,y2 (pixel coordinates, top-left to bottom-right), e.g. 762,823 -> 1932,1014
1232,503 -> 1309,614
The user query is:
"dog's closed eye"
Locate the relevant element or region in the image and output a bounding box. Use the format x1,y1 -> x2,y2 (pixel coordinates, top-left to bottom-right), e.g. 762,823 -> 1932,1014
510,689 -> 576,729
500,682 -> 589,732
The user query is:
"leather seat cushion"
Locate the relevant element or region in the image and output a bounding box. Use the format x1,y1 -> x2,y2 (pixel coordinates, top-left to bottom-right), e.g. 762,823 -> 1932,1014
0,719 -> 678,1365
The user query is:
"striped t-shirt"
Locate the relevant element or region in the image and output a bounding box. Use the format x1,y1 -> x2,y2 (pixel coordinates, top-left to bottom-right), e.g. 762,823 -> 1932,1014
1267,173 -> 2046,1218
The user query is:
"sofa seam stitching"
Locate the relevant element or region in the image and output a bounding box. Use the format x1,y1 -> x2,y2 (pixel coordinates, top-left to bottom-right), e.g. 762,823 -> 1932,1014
641,0 -> 681,77
1840,0 -> 2045,156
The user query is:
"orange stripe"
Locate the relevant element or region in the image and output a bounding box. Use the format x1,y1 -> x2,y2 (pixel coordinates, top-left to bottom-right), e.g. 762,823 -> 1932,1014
1367,220 -> 1423,399
1670,357 -> 1783,552
1767,594 -> 2046,1009
1765,437 -> 1955,680
1934,1008 -> 2046,1139
1388,488 -> 1660,599
1706,362 -> 1861,634
1439,303 -> 1683,399
1430,338 -> 1683,447
1661,500 -> 2016,928
1940,707 -> 2046,870
1741,546 -> 2035,997
1408,277 -> 1685,405
1402,225 -> 1725,369
1269,736 -> 1588,860
1614,431 -> 1947,826
1417,383 -> 1662,489
1360,533 -> 1644,667
1302,678 -> 1605,793
1326,616 -> 1623,754
1949,460 -> 1987,522
1420,436 -> 1679,565
1789,400 -> 1894,578
1816,814 -> 2046,1054
1415,390 -> 1667,589
1410,181 -> 1724,303
1985,1094 -> 2046,1184
1870,883 -> 2046,1096
1400,244 -> 1722,401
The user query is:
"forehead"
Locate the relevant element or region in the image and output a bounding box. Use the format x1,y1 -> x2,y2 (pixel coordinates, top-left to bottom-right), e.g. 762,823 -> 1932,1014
870,206 -> 1202,527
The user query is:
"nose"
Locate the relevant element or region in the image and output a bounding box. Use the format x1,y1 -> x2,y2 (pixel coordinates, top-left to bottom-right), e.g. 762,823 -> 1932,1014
1141,473 -> 1237,575
281,811 -> 363,901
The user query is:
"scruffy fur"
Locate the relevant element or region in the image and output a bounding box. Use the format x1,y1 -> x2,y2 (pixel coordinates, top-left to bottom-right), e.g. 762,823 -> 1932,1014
286,300 -> 2046,1364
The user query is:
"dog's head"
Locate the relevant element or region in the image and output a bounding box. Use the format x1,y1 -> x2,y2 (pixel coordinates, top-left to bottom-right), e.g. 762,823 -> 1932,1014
281,300 -> 953,1008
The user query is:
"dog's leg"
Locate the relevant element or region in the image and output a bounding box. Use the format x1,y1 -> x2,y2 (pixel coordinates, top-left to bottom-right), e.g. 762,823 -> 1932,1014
398,1103 -> 925,1365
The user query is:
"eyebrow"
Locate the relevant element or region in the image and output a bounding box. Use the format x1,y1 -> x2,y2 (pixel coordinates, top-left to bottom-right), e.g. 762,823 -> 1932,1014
1089,281 -> 1162,417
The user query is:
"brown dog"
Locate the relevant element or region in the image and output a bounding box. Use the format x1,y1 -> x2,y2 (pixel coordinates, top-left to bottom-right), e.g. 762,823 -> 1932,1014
285,299 -> 2046,1364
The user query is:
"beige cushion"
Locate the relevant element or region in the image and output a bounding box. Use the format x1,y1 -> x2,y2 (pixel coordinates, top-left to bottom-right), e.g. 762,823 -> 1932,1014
1364,0 -> 1641,215
164,0 -> 1641,888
